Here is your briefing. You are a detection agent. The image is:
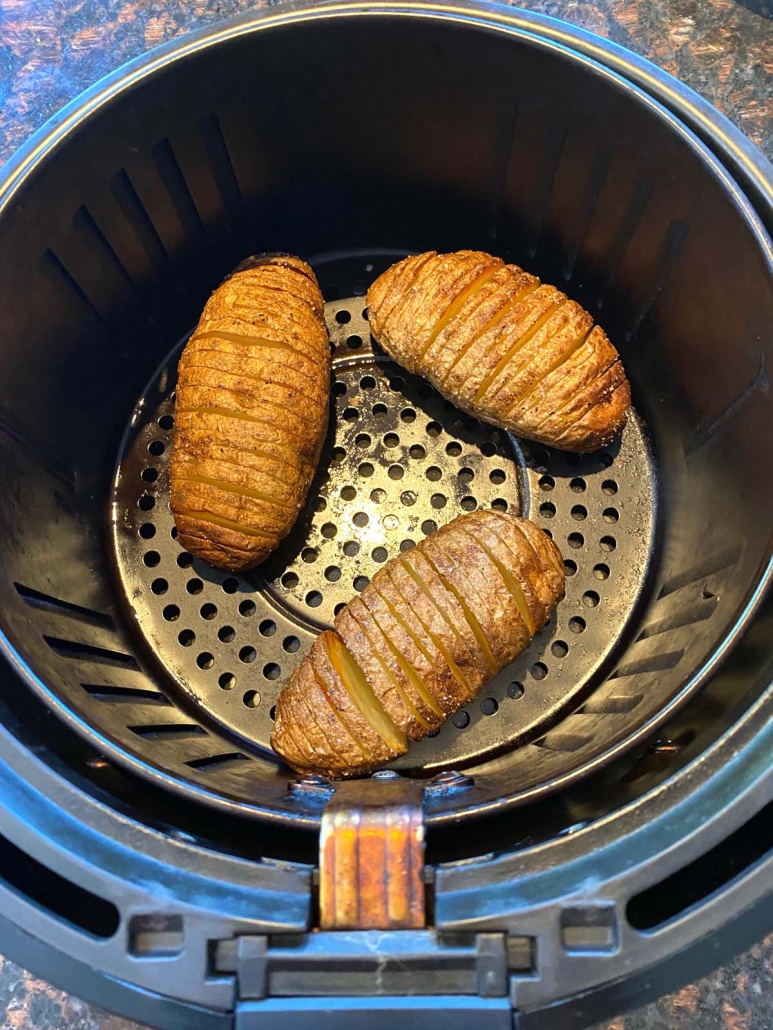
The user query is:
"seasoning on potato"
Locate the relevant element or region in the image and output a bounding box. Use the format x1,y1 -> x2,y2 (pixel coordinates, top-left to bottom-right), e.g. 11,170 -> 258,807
270,510 -> 564,778
367,250 -> 630,452
170,254 -> 330,571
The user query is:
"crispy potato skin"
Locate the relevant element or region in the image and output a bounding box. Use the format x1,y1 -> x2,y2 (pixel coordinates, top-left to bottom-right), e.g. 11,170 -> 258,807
367,251 -> 630,452
170,255 -> 329,570
270,512 -> 564,778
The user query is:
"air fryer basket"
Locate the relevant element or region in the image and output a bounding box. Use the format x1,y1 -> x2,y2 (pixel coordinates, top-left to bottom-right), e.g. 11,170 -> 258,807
1,3 -> 773,1024
1,5 -> 771,830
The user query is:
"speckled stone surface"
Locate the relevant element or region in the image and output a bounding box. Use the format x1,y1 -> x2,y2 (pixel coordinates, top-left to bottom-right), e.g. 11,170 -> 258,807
2,935 -> 773,1029
0,0 -> 772,166
0,0 -> 772,1027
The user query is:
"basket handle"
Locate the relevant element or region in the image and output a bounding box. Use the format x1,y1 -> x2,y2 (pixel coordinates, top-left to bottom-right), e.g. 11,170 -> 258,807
319,771 -> 425,930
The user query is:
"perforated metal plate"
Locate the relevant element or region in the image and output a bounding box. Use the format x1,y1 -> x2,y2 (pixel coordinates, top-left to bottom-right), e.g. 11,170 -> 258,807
111,252 -> 655,774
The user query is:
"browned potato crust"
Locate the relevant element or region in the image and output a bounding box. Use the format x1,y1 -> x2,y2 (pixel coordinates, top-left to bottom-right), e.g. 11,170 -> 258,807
270,512 -> 564,778
368,251 -> 630,452
170,255 -> 329,570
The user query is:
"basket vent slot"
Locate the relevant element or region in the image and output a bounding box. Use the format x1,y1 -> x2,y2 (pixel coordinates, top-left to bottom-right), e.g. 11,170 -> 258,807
16,583 -> 115,630
82,684 -> 171,706
44,636 -> 139,669
636,599 -> 717,641
534,733 -> 592,753
609,651 -> 683,679
658,545 -> 742,598
112,168 -> 169,265
186,752 -> 251,772
578,694 -> 643,715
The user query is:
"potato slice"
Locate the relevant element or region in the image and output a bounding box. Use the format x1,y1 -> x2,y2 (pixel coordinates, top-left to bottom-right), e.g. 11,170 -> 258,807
430,528 -> 529,667
335,605 -> 430,741
385,561 -> 476,707
423,265 -> 531,385
272,659 -> 373,778
345,599 -> 441,737
399,548 -> 491,687
358,585 -> 445,725
484,306 -> 593,417
421,534 -> 501,668
381,252 -> 499,371
461,512 -> 546,633
367,251 -> 437,330
317,632 -> 407,759
494,513 -> 565,610
370,573 -> 466,716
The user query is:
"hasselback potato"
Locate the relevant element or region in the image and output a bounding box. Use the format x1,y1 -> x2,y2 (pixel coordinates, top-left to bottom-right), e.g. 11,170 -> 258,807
270,510 -> 564,778
367,250 -> 630,452
170,255 -> 330,570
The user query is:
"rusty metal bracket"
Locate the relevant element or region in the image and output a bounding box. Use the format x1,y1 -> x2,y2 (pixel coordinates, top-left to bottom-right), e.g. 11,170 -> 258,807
319,771 -> 425,930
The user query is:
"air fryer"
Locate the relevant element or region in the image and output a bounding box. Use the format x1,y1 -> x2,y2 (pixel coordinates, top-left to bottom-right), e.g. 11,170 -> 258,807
0,3 -> 772,1028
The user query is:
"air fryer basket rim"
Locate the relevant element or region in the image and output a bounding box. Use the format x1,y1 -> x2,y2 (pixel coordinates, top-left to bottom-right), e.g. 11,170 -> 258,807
0,4 -> 772,1024
1,0 -> 772,829
2,0 -> 773,226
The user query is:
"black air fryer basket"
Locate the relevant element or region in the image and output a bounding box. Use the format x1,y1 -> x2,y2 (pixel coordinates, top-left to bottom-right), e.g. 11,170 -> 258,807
1,3 -> 773,1028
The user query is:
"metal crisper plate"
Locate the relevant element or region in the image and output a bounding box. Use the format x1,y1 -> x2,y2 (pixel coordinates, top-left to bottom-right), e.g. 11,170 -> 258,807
110,251 -> 656,775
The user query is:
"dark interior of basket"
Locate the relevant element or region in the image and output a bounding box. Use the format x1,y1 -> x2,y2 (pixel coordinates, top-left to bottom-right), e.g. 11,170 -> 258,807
0,15 -> 771,840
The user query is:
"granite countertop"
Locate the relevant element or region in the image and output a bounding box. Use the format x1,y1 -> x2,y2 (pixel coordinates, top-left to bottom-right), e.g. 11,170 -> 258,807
1,0 -> 772,1027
